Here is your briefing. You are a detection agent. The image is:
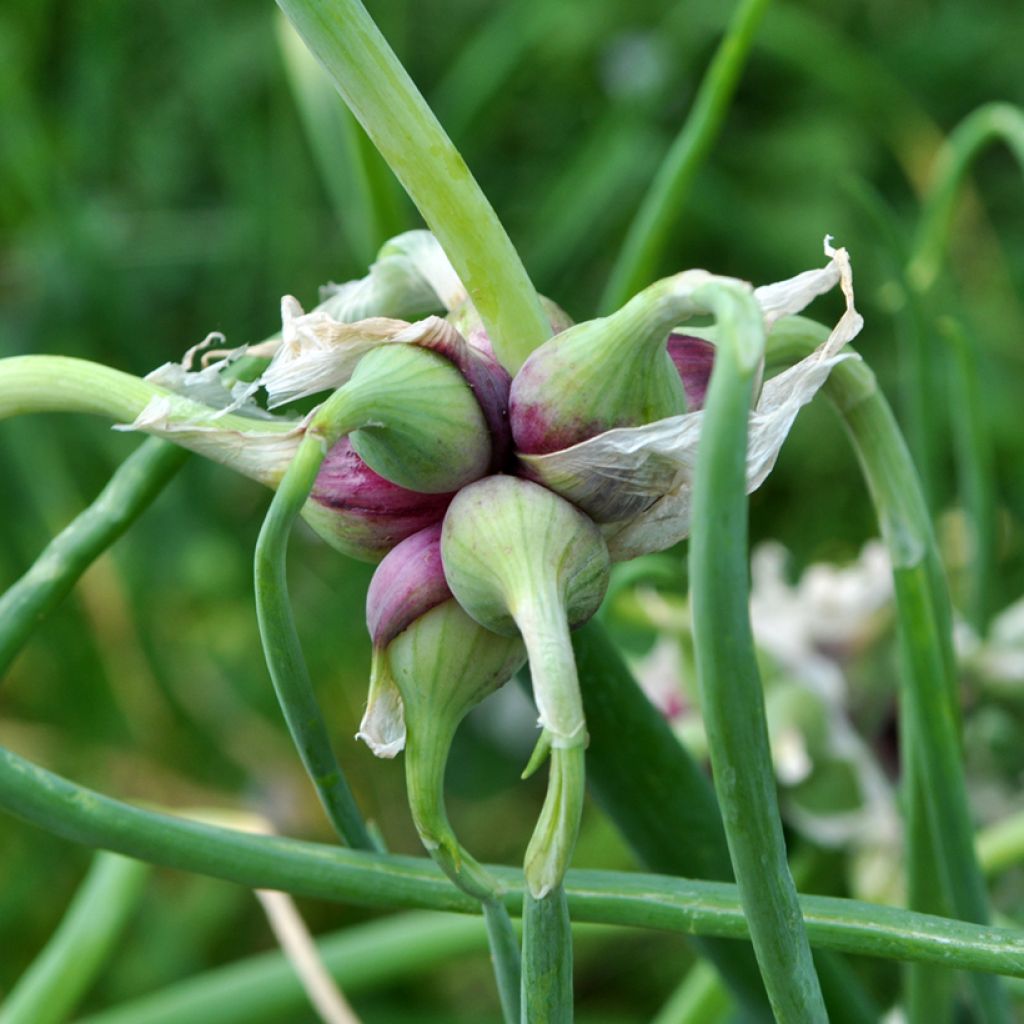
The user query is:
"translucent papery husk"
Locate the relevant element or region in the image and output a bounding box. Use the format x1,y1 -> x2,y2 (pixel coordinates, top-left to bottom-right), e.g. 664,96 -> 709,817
115,391 -> 305,487
358,524 -> 454,758
319,229 -> 468,322
259,307 -> 513,471
517,242 -> 862,559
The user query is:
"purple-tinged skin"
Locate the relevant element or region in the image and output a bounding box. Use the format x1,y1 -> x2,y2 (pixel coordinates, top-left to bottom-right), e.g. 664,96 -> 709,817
512,333 -> 717,456
442,298 -> 574,466
415,327 -> 513,472
366,523 -> 452,649
667,334 -> 716,411
308,438 -> 454,562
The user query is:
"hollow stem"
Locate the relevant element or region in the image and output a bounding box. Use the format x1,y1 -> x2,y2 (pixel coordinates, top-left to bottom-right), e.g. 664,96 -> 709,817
514,585 -> 586,1023
828,357 -> 1008,1023
0,355 -> 290,437
5,743 -> 1024,978
521,886 -> 573,1023
689,287 -> 826,1021
253,390 -> 374,850
275,0 -> 551,372
766,318 -> 1008,1022
404,721 -> 521,1024
0,852 -> 149,1024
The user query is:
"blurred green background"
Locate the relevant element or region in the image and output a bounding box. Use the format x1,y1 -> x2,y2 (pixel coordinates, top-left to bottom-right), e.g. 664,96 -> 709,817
2,0 -> 1023,1019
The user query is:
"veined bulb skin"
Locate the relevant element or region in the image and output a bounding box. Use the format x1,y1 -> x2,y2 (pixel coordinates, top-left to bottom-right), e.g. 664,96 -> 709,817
300,438 -> 453,564
667,333 -> 716,411
358,523 -> 525,760
439,475 -> 610,639
341,343 -> 491,493
366,523 -> 452,647
509,308 -> 686,456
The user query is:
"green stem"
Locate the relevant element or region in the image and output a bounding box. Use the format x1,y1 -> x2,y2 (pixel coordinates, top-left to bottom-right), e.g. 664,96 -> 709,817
827,357 -> 1008,1022
275,0 -> 551,372
765,319 -> 1008,1022
689,286 -> 826,1021
569,621 -> 772,1020
4,743 -> 1024,977
253,393 -> 373,850
404,722 -> 521,1024
0,851 -> 149,1024
521,887 -> 573,1023
516,584 -> 586,1023
0,437 -> 188,678
76,911 -> 493,1024
600,0 -> 772,312
0,355 -> 290,438
276,12 -> 405,265
903,706 -> 955,1024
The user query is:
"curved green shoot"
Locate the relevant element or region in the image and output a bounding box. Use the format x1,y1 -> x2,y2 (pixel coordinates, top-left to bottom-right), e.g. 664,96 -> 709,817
0,437 -> 188,678
688,284 -> 826,1021
274,0 -> 551,373
253,391 -> 374,851
3,743 -> 1024,979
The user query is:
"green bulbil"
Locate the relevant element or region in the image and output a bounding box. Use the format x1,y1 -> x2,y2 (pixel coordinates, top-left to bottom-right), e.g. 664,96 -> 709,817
441,475 -> 609,897
341,344 -> 490,493
510,276 -> 691,455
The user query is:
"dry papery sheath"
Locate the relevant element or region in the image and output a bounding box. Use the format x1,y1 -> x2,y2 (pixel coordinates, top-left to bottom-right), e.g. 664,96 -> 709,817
517,241 -> 862,560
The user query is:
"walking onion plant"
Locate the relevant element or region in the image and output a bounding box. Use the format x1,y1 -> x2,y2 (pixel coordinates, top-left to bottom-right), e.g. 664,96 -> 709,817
2,1 -> 1024,1022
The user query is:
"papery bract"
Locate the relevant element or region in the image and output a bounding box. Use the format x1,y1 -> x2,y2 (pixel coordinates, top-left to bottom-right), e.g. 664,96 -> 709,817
516,242 -> 861,550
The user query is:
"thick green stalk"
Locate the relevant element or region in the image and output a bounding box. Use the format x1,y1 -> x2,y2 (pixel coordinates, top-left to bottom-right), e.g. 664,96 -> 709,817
4,743 -> 1024,976
764,320 -> 1007,1021
404,721 -> 521,1024
689,286 -> 826,1020
827,356 -> 1008,1022
600,0 -> 772,312
253,393 -> 373,850
521,887 -> 573,1023
276,12 -> 405,264
568,623 -> 771,1018
275,0 -> 551,372
0,437 -> 187,677
0,852 -> 149,1024
0,355 -> 291,439
77,912 -> 493,1024
576,619 -> 880,1022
